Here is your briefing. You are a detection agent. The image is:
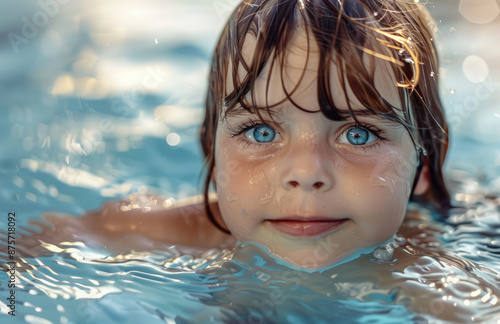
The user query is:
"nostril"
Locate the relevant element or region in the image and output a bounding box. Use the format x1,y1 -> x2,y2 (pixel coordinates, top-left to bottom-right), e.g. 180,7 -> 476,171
313,182 -> 324,189
287,181 -> 325,190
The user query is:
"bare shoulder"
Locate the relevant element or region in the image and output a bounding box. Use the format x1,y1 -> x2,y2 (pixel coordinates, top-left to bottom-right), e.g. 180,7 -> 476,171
88,194 -> 236,250
20,194 -> 235,257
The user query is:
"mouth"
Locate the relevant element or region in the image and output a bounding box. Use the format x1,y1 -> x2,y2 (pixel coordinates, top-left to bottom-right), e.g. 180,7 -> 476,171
265,217 -> 350,238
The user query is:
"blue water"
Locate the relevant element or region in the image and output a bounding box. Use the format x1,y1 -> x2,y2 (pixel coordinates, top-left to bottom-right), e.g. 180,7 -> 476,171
1,0 -> 500,323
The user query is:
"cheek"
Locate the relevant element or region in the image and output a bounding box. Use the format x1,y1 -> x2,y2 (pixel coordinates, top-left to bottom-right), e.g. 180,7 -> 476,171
342,148 -> 415,239
214,137 -> 244,232
215,137 -> 276,236
349,173 -> 407,242
363,147 -> 416,207
215,159 -> 248,235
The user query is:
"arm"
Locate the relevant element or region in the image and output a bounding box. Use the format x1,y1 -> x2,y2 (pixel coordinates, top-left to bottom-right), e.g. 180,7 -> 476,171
9,194 -> 234,258
84,194 -> 234,249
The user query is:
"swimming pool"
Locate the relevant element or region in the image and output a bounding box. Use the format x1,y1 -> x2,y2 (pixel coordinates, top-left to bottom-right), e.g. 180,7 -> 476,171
1,0 -> 500,323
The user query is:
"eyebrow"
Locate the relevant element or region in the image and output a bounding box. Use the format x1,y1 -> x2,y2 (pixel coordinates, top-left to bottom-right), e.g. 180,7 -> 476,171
224,103 -> 403,125
224,104 -> 280,118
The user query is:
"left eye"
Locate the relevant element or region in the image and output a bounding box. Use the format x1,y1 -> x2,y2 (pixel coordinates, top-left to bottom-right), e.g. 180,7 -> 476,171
244,125 -> 281,143
338,126 -> 378,145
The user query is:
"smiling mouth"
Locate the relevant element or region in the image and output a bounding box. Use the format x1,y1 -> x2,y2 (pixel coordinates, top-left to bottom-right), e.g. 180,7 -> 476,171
265,218 -> 349,238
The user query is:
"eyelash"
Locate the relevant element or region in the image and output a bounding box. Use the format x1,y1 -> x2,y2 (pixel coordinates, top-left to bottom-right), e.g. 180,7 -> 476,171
230,120 -> 276,149
230,120 -> 387,151
339,124 -> 388,152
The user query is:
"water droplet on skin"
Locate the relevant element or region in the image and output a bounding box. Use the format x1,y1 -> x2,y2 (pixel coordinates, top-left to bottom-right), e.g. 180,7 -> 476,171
260,192 -> 272,204
241,209 -> 247,215
373,245 -> 394,260
450,89 -> 456,94
226,193 -> 238,203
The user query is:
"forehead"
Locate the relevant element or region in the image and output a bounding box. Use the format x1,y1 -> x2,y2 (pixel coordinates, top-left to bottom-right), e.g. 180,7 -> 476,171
227,26 -> 403,115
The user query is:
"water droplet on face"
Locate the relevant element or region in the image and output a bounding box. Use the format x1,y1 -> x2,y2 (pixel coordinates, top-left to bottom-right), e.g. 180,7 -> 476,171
260,192 -> 272,204
241,209 -> 247,215
450,89 -> 456,94
226,193 -> 239,203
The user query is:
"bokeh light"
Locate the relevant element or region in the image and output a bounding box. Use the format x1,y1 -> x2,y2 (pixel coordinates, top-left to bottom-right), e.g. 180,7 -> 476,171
166,132 -> 180,147
462,55 -> 489,83
459,0 -> 500,24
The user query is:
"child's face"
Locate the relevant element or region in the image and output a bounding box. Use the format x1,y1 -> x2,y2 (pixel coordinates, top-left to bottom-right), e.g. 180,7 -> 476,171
214,29 -> 425,269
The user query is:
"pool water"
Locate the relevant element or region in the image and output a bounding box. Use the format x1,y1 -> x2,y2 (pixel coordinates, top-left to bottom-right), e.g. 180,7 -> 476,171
1,0 -> 500,323
1,195 -> 500,323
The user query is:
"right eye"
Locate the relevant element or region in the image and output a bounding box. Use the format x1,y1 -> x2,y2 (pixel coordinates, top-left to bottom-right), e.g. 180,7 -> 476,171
244,125 -> 282,143
338,125 -> 378,146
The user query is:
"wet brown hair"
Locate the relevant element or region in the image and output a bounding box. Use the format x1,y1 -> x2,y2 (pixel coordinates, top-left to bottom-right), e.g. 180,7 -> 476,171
200,0 -> 450,233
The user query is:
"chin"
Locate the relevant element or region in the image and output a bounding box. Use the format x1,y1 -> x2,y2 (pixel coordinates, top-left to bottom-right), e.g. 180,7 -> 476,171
247,239 -> 378,271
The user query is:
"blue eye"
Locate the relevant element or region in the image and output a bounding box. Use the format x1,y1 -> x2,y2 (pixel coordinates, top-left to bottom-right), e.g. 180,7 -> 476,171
244,125 -> 280,143
339,126 -> 378,145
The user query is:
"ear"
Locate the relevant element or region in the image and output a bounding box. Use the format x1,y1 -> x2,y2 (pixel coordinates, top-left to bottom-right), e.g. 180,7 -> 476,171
413,160 -> 430,195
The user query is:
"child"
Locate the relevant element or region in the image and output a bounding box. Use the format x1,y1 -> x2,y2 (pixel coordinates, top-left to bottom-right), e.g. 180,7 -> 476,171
16,0 -> 450,270
197,0 -> 450,269
7,2 -> 500,322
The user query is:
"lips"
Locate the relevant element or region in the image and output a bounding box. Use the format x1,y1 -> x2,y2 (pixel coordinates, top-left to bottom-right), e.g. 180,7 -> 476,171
266,217 -> 349,238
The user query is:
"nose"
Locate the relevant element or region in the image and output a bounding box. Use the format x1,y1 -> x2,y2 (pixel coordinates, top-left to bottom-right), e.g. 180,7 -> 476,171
280,144 -> 334,192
